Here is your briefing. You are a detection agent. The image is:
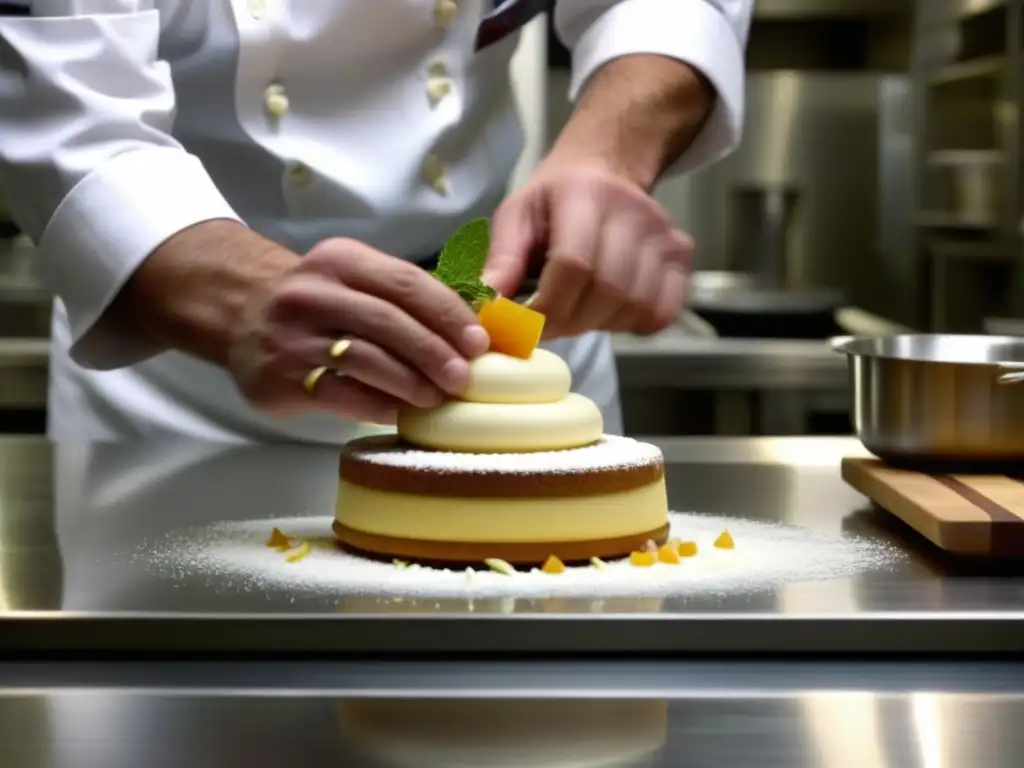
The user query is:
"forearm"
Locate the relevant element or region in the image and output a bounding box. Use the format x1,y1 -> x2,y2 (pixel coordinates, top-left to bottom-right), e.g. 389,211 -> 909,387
110,221 -> 299,368
549,54 -> 715,192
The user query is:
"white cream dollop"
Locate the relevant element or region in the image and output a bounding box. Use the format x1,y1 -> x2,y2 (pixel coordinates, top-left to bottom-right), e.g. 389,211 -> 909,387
397,393 -> 603,454
460,349 -> 571,404
397,348 -> 603,453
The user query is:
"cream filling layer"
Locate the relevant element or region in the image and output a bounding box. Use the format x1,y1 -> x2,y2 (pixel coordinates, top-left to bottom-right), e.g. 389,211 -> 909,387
397,393 -> 603,453
461,349 -> 571,404
335,477 -> 668,542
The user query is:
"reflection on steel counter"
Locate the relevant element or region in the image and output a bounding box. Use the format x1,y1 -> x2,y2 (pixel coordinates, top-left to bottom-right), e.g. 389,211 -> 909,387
2,437 -> 1024,654
2,682 -> 1024,767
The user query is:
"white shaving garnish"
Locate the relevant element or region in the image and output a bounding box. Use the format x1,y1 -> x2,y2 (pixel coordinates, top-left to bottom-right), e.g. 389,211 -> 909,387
349,434 -> 662,475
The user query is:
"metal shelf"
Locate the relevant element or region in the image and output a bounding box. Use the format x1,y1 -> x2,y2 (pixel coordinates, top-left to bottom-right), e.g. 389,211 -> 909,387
928,54 -> 1005,84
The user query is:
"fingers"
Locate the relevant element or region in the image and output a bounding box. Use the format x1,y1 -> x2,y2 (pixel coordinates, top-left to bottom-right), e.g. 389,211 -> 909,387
306,239 -> 489,358
483,195 -> 539,298
296,335 -> 445,408
308,374 -> 402,425
530,193 -> 601,336
565,213 -> 636,334
269,275 -> 473,396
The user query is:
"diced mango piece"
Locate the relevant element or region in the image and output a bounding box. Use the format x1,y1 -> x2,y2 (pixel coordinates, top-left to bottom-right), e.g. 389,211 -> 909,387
541,554 -> 566,574
677,541 -> 699,558
629,550 -> 657,567
285,540 -> 311,563
477,296 -> 545,359
714,530 -> 735,550
266,527 -> 291,550
657,544 -> 680,565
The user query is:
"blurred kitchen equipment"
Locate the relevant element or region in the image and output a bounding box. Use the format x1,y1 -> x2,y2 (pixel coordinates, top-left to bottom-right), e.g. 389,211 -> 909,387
652,72 -> 898,327
923,150 -> 1002,226
732,183 -> 799,285
688,183 -> 844,339
0,234 -> 50,339
831,333 -> 1024,461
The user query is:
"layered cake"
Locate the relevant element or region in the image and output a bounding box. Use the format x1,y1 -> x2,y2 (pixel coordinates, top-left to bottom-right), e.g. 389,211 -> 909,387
333,314 -> 670,565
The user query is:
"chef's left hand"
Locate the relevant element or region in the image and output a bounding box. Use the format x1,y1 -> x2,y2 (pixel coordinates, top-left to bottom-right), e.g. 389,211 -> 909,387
483,159 -> 693,339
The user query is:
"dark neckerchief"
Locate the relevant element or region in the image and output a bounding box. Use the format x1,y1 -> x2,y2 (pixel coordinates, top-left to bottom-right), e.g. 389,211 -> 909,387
476,0 -> 554,51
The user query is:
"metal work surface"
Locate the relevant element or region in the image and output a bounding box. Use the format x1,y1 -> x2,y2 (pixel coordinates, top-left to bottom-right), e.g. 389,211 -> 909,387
1,436 -> 1023,655
0,660 -> 1022,767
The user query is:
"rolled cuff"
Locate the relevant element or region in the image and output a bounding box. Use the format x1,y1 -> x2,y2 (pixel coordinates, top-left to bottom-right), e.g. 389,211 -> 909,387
568,0 -> 746,175
36,147 -> 243,370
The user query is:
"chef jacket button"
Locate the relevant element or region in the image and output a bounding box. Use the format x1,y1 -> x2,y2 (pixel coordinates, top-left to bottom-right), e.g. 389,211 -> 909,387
426,59 -> 453,106
247,0 -> 266,19
421,153 -> 449,196
426,78 -> 452,106
264,83 -> 289,118
287,161 -> 312,188
434,0 -> 457,27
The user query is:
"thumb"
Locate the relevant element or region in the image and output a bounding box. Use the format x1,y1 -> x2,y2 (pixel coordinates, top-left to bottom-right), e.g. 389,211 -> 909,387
483,196 -> 537,298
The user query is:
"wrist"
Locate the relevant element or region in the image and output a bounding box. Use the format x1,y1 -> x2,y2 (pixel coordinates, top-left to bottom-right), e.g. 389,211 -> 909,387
111,220 -> 300,367
551,54 -> 716,192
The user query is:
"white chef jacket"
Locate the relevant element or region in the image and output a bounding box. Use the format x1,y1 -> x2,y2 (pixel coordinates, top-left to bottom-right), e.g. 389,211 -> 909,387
0,0 -> 752,442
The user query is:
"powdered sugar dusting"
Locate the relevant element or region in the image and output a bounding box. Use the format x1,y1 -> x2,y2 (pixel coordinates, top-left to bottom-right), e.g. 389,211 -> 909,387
350,434 -> 663,474
136,512 -> 904,600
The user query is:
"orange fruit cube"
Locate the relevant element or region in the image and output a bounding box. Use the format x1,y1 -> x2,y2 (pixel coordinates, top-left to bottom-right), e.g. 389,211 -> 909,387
629,550 -> 657,567
477,296 -> 545,359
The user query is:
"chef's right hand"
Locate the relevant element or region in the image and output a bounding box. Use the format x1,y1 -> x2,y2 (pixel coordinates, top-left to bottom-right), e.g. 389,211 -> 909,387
227,237 -> 490,424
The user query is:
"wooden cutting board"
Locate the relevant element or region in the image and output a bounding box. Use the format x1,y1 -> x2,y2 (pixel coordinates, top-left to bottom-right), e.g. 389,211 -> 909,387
841,458 -> 1024,556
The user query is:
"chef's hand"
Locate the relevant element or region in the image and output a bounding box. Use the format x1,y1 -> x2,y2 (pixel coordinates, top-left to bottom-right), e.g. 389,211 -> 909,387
483,160 -> 693,339
227,238 -> 490,424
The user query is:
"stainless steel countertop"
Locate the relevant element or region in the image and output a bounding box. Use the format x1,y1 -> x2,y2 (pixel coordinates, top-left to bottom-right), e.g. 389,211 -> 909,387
1,661 -> 1023,767
2,436 -> 1023,655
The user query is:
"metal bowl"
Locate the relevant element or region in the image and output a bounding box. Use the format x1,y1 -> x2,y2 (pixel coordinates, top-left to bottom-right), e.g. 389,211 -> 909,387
830,334 -> 1024,462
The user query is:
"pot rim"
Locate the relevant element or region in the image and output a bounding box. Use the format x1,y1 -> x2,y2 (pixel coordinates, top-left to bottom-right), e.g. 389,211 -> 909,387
829,334 -> 1024,368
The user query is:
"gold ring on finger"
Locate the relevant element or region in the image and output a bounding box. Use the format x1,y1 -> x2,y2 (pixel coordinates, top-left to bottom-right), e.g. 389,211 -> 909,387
303,366 -> 330,395
329,338 -> 352,360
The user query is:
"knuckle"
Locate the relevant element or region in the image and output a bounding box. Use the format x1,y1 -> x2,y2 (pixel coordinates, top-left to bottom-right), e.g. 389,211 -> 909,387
305,237 -> 358,271
593,273 -> 630,302
265,279 -> 308,321
550,249 -> 593,277
360,301 -> 398,336
388,261 -> 424,303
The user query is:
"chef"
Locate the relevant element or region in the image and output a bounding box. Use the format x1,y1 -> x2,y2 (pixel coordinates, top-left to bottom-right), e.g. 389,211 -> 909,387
0,0 -> 752,442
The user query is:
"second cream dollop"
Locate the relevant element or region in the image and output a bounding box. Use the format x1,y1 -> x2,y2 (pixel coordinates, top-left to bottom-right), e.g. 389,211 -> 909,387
397,348 -> 603,453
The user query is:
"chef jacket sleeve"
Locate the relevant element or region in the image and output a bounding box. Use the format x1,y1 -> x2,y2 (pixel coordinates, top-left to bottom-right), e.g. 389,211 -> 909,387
0,3 -> 243,369
553,0 -> 753,174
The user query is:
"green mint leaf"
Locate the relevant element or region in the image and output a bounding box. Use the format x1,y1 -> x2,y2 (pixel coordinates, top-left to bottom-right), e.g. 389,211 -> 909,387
435,218 -> 491,287
442,278 -> 497,305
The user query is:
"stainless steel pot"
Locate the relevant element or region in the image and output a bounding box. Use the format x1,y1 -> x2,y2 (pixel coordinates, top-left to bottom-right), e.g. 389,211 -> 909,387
830,334 -> 1024,462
